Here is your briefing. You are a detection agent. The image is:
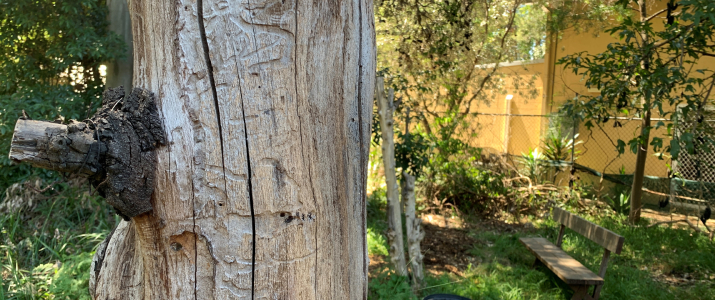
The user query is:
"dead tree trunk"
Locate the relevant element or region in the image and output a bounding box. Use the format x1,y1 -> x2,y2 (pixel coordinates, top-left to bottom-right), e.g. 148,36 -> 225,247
10,0 -> 375,298
399,108 -> 423,288
375,78 -> 407,276
401,171 -> 424,289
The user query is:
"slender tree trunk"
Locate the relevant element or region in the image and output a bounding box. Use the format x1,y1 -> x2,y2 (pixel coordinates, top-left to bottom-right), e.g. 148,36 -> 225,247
105,0 -> 133,91
376,78 -> 408,276
630,0 -> 650,223
11,1 -> 375,299
630,111 -> 651,223
400,108 -> 423,288
401,171 -> 424,289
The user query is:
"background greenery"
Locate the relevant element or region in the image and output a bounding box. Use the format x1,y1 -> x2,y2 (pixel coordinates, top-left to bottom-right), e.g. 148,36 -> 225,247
367,189 -> 715,300
1,0 -> 123,298
0,0 -> 124,191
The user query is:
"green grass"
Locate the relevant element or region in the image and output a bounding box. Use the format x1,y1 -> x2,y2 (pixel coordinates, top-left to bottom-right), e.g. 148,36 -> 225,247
4,180 -> 715,299
1,178 -> 116,300
367,203 -> 715,299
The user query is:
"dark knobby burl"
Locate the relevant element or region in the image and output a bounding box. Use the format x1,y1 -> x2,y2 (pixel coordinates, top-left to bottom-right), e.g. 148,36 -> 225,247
89,87 -> 166,219
8,86 -> 166,220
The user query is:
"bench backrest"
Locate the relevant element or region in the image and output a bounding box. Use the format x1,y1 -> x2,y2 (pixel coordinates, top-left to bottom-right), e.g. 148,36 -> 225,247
553,207 -> 625,254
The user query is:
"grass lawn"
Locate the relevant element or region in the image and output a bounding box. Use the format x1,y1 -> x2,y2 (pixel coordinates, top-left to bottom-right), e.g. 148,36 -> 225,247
367,198 -> 715,299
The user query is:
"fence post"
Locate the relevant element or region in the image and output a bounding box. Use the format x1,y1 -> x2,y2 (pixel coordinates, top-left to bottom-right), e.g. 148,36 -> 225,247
570,115 -> 577,190
503,96 -> 513,154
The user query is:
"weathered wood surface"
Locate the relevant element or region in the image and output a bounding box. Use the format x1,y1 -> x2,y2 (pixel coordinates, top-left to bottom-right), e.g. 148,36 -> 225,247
519,237 -> 604,286
552,207 -> 625,254
90,0 -> 375,299
376,78 -> 407,276
9,120 -> 102,176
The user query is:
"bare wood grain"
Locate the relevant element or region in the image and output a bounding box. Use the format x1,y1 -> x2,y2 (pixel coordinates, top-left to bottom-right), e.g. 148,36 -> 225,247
520,237 -> 604,286
90,0 -> 374,299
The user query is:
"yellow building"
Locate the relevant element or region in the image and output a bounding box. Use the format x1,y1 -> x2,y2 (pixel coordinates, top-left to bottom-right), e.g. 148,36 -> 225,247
478,0 -> 715,185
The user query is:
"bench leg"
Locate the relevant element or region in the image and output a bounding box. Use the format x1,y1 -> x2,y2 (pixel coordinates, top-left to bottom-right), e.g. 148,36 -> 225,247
569,285 -> 589,300
532,258 -> 544,268
591,284 -> 603,300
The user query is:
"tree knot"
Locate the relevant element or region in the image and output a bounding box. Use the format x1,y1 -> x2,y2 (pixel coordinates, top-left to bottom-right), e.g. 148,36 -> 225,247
88,86 -> 166,220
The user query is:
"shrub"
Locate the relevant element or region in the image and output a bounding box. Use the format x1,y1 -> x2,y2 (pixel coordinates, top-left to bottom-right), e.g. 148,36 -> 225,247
422,156 -> 510,216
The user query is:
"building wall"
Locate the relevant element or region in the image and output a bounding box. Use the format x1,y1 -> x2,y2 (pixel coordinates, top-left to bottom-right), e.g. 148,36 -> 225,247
467,62 -> 545,156
477,0 -> 715,179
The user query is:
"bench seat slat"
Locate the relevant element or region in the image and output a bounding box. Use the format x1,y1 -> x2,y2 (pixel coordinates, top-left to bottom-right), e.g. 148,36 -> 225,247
519,237 -> 604,286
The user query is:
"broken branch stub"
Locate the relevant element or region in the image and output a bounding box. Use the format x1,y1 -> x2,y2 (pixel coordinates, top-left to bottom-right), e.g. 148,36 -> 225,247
9,86 -> 166,219
9,120 -> 105,175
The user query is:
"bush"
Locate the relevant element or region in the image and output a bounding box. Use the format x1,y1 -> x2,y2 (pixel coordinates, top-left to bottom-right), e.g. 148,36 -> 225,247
422,156 -> 510,216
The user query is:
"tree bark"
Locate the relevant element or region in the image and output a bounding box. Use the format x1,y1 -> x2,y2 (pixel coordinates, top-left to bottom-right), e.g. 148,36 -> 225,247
9,0 -> 375,298
105,0 -> 133,91
401,171 -> 424,289
630,0 -> 650,223
376,78 -> 408,276
9,120 -> 103,176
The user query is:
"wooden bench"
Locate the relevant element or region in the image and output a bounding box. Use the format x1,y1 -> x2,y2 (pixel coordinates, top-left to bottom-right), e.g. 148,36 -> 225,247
520,207 -> 625,300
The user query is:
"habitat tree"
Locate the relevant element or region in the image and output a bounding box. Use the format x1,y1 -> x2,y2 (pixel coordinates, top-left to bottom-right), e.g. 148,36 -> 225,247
8,0 -> 375,298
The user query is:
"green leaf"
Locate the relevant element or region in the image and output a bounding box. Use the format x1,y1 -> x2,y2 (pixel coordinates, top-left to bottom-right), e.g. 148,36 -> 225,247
650,137 -> 663,151
628,138 -> 640,154
616,139 -> 626,154
671,139 -> 681,160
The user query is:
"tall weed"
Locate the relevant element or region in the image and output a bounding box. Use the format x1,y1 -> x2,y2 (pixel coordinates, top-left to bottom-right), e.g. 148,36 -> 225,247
0,177 -> 116,299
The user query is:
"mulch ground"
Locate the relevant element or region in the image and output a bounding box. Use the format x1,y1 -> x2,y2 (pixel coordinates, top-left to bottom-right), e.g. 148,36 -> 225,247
369,213 -> 526,278
421,223 -> 478,276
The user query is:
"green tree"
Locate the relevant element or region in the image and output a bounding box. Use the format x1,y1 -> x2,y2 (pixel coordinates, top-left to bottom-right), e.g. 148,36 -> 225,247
559,0 -> 715,223
0,0 -> 124,190
375,0 -> 625,158
377,0 -> 538,147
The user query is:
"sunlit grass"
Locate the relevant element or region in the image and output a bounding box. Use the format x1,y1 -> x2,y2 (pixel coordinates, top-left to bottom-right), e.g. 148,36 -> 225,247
0,178 -> 116,300
367,198 -> 715,300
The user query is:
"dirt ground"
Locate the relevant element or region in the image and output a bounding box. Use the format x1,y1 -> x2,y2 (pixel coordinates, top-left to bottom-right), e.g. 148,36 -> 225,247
641,208 -> 715,230
369,213 -> 526,278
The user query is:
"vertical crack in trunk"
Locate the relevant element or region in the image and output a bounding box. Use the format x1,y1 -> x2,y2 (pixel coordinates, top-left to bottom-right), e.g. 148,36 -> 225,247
197,0 -> 225,167
243,1 -> 258,298
230,58 -> 257,300
196,1 -> 230,298
242,83 -> 257,300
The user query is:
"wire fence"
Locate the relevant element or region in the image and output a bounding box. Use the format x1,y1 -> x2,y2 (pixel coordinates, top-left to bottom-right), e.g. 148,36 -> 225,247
461,112 -> 714,215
